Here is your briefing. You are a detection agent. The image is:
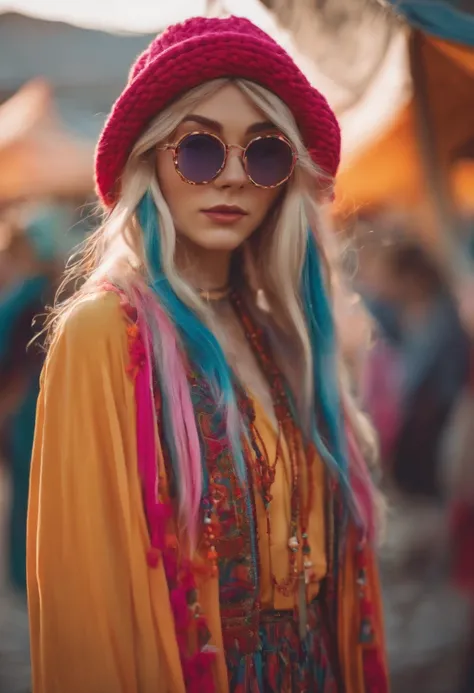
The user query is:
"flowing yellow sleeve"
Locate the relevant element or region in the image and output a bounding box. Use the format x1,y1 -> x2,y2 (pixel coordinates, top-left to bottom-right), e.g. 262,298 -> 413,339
27,292 -> 167,693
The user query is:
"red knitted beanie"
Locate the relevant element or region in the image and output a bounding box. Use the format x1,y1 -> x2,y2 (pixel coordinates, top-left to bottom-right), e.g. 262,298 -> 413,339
95,15 -> 341,207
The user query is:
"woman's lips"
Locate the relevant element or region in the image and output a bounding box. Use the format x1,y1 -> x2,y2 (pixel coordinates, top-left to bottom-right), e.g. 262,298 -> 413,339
201,206 -> 248,224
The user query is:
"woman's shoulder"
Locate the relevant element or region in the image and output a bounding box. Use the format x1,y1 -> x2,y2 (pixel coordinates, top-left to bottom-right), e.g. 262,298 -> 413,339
41,289 -> 135,388
52,289 -> 129,354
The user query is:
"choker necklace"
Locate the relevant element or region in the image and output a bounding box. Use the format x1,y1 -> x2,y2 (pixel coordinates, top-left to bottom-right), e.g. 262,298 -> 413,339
198,284 -> 231,302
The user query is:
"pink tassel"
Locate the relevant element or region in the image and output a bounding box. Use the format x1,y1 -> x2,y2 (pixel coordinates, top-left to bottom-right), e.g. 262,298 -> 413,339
148,502 -> 172,551
134,325 -> 160,526
170,588 -> 191,631
183,651 -> 217,693
362,647 -> 389,693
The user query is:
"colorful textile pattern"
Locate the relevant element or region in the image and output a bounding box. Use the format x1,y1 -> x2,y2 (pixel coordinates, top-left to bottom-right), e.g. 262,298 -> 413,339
225,603 -> 339,693
195,384 -> 259,612
159,363 -> 343,692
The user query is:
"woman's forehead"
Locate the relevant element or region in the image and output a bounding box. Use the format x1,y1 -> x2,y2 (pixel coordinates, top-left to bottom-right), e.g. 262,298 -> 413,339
179,83 -> 276,136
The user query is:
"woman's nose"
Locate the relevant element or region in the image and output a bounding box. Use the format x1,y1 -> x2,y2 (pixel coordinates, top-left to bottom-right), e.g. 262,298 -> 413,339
214,147 -> 248,188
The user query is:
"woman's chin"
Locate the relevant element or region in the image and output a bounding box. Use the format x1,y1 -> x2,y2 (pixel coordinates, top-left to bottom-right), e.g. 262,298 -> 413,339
181,226 -> 251,253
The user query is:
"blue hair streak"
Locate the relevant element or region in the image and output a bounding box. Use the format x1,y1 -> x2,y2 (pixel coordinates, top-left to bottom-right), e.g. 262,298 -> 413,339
137,191 -> 247,493
301,229 -> 351,496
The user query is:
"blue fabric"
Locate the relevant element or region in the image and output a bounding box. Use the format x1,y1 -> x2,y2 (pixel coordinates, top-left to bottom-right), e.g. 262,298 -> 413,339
0,275 -> 48,361
386,1 -> 474,45
400,294 -> 469,408
360,293 -> 403,346
25,205 -> 74,261
365,291 -> 469,409
0,275 -> 48,591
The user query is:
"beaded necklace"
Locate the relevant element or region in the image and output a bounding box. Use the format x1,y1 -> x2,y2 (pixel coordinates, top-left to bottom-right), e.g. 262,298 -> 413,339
230,292 -> 318,605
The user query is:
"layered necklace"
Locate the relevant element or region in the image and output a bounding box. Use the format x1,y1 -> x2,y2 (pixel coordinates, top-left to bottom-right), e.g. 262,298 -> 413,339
200,289 -> 318,632
232,292 -> 317,590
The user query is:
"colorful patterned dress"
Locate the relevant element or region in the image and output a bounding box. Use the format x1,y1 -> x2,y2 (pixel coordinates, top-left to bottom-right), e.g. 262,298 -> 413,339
27,290 -> 388,693
193,390 -> 338,692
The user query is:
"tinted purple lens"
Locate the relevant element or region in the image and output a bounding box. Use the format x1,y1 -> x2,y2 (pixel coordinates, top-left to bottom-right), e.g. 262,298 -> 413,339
245,136 -> 294,187
176,133 -> 225,183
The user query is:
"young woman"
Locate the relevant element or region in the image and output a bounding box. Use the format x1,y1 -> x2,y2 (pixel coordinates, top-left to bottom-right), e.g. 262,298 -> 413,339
27,16 -> 388,693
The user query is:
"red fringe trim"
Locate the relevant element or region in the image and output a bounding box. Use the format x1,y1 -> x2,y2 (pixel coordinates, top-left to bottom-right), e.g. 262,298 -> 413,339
108,284 -> 217,692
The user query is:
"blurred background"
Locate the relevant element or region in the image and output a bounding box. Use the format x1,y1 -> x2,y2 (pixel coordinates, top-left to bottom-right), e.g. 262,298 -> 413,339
0,1 -> 473,692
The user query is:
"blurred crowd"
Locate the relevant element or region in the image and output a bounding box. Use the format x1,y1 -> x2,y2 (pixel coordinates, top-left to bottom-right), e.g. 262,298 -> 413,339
0,200 -> 92,693
0,203 -> 89,588
355,220 -> 474,693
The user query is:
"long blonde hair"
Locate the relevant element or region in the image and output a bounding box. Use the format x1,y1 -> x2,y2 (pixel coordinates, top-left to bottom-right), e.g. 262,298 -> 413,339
49,77 -> 379,539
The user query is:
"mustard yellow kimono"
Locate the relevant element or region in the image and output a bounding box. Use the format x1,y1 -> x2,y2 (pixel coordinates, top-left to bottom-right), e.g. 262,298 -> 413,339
27,291 -> 387,693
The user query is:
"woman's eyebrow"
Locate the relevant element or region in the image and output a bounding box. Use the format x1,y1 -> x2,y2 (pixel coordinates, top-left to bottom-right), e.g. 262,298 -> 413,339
180,115 -> 276,134
180,115 -> 222,130
246,120 -> 277,134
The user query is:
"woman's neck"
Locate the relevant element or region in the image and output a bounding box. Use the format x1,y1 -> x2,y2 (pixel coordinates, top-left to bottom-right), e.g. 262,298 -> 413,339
174,238 -> 233,291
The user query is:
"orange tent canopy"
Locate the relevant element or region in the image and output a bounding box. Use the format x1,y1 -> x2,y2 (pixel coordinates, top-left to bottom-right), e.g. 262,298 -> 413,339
0,79 -> 94,202
335,34 -> 474,217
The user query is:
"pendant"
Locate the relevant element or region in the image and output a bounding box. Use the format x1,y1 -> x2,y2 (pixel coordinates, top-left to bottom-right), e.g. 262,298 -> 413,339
298,572 -> 307,640
288,535 -> 299,551
304,559 -> 314,585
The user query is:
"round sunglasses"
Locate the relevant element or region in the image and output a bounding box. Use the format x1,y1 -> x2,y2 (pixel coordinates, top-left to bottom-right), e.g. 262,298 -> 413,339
159,131 -> 297,188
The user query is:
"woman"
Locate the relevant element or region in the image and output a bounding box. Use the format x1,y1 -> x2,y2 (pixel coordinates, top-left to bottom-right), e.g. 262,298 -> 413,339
27,16 -> 387,693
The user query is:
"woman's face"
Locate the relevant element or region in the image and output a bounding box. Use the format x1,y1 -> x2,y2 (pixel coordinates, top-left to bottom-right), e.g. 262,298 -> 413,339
156,83 -> 284,253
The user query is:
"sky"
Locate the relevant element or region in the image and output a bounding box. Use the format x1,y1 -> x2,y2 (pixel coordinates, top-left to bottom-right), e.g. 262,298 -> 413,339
0,0 -> 209,32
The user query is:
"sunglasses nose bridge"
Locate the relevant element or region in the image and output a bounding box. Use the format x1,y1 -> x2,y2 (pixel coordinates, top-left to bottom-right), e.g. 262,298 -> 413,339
225,143 -> 246,166
217,143 -> 248,183
226,144 -> 246,152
